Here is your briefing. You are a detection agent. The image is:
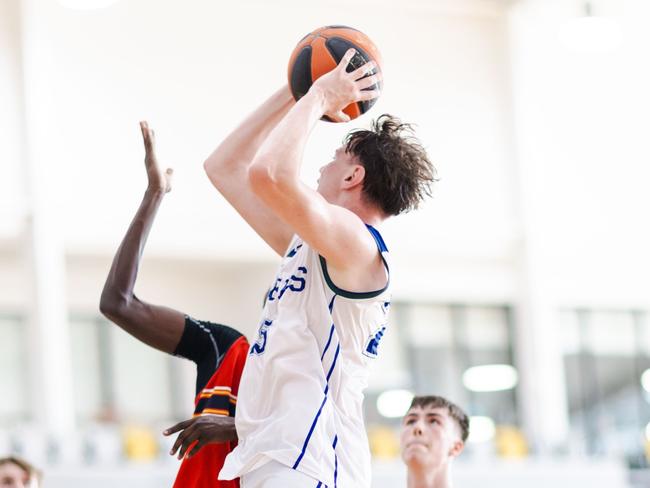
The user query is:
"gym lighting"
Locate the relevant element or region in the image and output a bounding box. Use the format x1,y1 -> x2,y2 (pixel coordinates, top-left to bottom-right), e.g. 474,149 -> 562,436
376,389 -> 414,419
462,364 -> 518,392
558,1 -> 622,53
640,369 -> 650,393
57,0 -> 121,9
468,416 -> 496,444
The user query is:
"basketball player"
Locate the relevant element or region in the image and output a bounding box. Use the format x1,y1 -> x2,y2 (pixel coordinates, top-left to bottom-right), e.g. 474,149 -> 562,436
401,396 -> 469,488
0,456 -> 41,488
204,49 -> 436,487
99,122 -> 248,487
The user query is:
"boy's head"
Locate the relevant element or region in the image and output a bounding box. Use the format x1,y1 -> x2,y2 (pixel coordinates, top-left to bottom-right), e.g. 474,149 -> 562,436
345,114 -> 436,216
318,114 -> 436,215
400,395 -> 469,470
0,457 -> 41,488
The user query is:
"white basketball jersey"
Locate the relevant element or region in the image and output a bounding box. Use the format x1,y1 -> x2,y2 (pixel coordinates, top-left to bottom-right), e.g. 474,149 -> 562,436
219,225 -> 391,488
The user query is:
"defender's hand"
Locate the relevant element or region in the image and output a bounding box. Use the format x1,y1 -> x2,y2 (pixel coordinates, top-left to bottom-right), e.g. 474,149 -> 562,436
164,415 -> 237,459
140,121 -> 173,193
310,48 -> 381,123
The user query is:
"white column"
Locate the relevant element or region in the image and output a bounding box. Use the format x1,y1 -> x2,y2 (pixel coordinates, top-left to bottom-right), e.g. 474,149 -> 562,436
514,241 -> 570,452
508,0 -> 571,452
19,0 -> 76,435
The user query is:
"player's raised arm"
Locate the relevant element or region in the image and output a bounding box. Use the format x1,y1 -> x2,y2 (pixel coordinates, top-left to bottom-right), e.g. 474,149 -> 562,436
99,121 -> 185,354
248,50 -> 382,273
203,86 -> 296,256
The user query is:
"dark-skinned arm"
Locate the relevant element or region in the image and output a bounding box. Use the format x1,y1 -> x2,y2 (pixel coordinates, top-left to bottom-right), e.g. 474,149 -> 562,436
164,415 -> 238,459
99,121 -> 184,354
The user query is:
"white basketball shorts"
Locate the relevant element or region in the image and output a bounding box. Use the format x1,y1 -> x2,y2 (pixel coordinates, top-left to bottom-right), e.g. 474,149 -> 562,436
240,460 -> 322,488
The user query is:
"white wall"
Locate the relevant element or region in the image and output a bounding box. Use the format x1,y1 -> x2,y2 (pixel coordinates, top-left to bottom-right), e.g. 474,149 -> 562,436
507,0 -> 650,453
0,0 -> 27,238
509,0 -> 650,308
5,0 -> 519,304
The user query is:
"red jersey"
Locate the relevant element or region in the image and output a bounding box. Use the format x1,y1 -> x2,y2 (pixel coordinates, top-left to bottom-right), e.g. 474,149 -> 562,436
172,318 -> 249,488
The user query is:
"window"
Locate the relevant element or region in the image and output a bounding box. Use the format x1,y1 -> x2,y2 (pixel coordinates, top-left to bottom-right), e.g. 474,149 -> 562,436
562,309 -> 650,465
70,316 -> 179,424
366,303 -> 518,436
0,315 -> 28,424
70,317 -> 106,421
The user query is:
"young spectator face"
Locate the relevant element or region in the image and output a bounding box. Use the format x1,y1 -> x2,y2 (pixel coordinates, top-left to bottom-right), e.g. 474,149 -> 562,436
0,461 -> 31,488
400,402 -> 465,470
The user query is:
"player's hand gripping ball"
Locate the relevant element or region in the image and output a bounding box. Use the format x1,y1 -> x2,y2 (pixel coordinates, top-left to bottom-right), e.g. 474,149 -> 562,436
287,25 -> 383,122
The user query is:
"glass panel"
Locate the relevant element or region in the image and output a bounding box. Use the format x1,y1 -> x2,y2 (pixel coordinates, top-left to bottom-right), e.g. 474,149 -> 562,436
367,302 -> 409,391
0,316 -> 27,423
404,304 -> 457,397
585,311 -> 636,356
460,306 -> 517,426
110,325 -> 173,422
637,313 -> 650,355
461,306 -> 509,351
70,317 -> 104,422
563,309 -> 649,461
406,304 -> 453,347
559,310 -> 581,355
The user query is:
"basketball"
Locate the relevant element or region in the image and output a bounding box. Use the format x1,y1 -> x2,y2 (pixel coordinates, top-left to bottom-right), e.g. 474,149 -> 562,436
287,25 -> 383,122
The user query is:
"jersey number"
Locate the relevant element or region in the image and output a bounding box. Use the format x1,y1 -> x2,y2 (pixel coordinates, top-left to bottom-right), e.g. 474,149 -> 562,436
250,319 -> 274,356
363,325 -> 386,359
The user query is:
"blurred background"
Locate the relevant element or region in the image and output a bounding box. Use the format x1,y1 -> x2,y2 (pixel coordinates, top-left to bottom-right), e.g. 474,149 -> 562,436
1,0 -> 650,486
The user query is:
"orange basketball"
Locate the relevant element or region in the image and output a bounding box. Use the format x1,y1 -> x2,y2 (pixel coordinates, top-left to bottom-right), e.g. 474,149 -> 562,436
287,25 -> 383,122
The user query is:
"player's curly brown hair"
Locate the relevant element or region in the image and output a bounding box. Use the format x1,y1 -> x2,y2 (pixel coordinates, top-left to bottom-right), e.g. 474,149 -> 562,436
344,114 -> 437,216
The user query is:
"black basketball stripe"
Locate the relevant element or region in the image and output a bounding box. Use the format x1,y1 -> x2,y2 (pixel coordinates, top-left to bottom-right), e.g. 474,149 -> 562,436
324,37 -> 381,115
324,37 -> 368,71
290,46 -> 313,101
356,93 -> 380,116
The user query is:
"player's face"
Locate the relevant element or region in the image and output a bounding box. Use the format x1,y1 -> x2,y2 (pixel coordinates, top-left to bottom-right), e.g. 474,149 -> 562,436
317,146 -> 359,202
0,463 -> 30,488
400,405 -> 462,470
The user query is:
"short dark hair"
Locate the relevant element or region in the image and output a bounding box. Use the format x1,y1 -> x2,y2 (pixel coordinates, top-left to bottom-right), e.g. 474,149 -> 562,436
344,114 -> 437,216
408,395 -> 470,442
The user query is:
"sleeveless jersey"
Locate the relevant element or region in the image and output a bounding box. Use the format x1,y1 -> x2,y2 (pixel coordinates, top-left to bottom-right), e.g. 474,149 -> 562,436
219,226 -> 391,488
173,326 -> 249,488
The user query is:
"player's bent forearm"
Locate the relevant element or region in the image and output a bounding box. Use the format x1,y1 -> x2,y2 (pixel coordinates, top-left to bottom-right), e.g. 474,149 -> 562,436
249,89 -> 325,190
203,85 -> 294,177
202,86 -> 296,256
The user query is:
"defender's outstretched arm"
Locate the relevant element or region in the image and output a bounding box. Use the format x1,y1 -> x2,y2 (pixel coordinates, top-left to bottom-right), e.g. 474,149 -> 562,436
100,122 -> 185,354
